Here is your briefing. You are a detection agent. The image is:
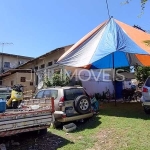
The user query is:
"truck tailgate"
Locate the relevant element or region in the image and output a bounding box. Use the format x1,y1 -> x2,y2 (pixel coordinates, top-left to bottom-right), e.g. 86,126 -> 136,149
0,109 -> 53,132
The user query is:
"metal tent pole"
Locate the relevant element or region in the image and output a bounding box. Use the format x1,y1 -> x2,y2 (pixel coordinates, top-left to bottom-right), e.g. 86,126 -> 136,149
112,52 -> 117,106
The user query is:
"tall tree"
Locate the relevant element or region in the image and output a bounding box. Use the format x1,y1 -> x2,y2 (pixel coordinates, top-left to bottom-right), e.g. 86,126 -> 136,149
122,0 -> 148,13
135,66 -> 150,83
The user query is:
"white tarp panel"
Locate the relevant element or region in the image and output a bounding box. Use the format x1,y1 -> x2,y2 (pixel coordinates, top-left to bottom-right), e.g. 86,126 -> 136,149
82,80 -> 114,95
75,69 -> 114,95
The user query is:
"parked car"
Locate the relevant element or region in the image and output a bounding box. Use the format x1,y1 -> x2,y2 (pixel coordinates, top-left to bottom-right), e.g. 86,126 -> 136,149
34,86 -> 93,123
141,77 -> 150,114
0,87 -> 11,99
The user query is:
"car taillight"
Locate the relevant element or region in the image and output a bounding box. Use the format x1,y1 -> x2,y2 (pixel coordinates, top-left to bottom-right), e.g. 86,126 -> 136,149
58,96 -> 64,107
143,87 -> 148,93
62,114 -> 66,118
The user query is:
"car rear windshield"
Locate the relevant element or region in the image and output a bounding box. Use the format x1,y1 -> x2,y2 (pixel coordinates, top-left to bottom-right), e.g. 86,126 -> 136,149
35,90 -> 58,99
64,88 -> 86,101
145,77 -> 150,87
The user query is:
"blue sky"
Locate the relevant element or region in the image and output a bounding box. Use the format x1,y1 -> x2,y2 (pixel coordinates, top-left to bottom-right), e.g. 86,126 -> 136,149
0,0 -> 149,58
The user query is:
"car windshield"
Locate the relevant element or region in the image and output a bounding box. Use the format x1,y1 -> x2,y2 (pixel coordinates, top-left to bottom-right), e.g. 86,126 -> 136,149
0,90 -> 11,99
35,89 -> 58,99
43,90 -> 58,99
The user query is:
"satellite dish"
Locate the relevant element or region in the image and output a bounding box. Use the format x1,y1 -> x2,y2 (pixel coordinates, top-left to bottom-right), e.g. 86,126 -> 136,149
38,81 -> 44,90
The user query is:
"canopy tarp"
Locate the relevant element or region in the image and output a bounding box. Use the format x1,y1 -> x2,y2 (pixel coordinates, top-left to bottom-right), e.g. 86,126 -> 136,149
57,18 -> 150,69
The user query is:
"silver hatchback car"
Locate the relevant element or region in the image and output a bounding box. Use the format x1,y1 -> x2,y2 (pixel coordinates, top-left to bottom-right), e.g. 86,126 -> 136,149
34,86 -> 93,122
141,77 -> 150,114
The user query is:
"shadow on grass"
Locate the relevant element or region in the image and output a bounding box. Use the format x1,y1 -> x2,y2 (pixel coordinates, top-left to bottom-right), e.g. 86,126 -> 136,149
99,101 -> 150,120
74,115 -> 101,132
0,130 -> 73,150
56,115 -> 101,133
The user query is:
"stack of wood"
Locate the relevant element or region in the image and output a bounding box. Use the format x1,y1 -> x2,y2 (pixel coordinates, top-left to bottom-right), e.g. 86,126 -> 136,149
23,90 -> 33,100
22,97 -> 55,112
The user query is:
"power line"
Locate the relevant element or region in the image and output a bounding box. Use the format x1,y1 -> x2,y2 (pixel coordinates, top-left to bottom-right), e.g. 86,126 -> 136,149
105,0 -> 111,19
0,43 -> 13,53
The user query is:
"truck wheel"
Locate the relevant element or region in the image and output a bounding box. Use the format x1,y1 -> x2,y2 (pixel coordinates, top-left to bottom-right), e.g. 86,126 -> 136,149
74,95 -> 91,114
144,106 -> 150,114
39,128 -> 47,135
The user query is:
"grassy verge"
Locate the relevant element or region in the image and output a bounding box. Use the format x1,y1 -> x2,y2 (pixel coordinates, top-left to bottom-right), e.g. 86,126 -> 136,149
49,102 -> 150,150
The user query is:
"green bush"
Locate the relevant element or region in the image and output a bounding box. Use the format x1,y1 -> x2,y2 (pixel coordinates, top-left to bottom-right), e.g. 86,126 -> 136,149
44,73 -> 70,87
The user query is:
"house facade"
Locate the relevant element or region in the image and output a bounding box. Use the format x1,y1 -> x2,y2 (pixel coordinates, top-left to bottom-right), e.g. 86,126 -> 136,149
1,69 -> 35,91
16,44 -> 74,86
0,53 -> 33,86
1,45 -> 74,91
0,53 -> 33,73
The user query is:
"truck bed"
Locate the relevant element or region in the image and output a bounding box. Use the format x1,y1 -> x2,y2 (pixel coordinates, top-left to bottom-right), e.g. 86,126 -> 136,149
0,98 -> 55,137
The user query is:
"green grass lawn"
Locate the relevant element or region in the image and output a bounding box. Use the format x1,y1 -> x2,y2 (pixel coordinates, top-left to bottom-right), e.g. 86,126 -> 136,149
49,102 -> 150,150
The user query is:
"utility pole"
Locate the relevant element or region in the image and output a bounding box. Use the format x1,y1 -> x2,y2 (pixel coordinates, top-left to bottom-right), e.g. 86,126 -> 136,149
0,42 -> 13,73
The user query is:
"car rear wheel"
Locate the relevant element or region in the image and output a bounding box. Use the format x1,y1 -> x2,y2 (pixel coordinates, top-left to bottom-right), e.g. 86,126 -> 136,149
144,106 -> 150,114
74,95 -> 91,114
